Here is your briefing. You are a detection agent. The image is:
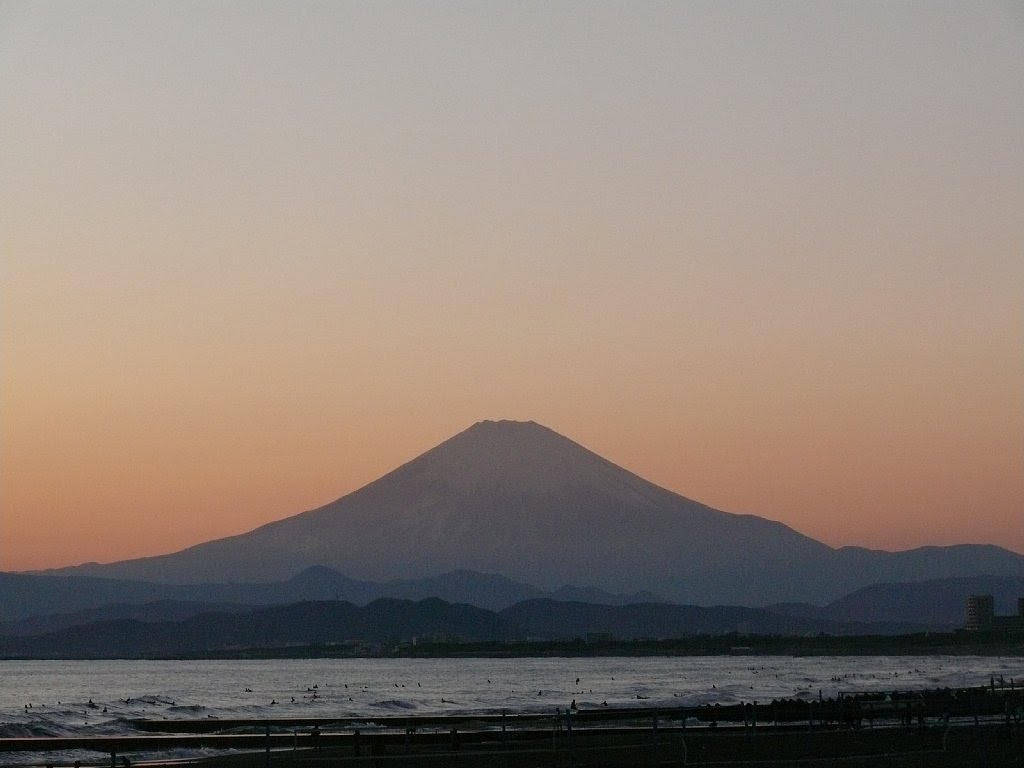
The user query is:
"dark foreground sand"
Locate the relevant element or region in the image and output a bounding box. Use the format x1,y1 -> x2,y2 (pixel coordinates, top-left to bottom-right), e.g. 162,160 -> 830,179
165,722 -> 1022,768
6,694 -> 1022,767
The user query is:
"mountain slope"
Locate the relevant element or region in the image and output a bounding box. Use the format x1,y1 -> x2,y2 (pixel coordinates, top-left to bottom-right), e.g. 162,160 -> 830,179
499,599 -> 925,639
0,597 -> 937,658
46,420 -> 1024,605
0,567 -> 656,626
0,599 -> 516,658
820,575 -> 1024,626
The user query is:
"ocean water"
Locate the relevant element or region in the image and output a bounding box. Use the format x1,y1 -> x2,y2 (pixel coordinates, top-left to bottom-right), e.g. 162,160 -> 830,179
1,656 -> 1021,763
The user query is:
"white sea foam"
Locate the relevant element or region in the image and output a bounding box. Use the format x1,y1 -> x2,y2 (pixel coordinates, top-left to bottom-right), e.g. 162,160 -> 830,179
0,656 -> 1021,764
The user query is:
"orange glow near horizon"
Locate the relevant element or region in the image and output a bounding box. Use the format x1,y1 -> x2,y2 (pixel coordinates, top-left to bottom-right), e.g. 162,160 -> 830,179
2,3 -> 1022,572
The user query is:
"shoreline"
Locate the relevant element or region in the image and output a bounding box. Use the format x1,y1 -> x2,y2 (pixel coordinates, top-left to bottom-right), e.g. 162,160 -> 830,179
4,631 -> 1023,662
4,704 -> 1023,768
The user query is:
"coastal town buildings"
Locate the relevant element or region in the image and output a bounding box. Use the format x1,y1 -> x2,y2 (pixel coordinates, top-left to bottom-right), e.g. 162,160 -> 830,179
965,594 -> 1024,631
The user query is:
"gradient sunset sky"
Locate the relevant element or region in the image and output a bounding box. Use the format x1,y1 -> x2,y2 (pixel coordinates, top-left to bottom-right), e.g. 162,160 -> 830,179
2,2 -> 1022,572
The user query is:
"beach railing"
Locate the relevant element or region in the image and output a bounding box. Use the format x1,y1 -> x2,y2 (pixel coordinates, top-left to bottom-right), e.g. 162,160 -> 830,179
2,686 -> 1022,767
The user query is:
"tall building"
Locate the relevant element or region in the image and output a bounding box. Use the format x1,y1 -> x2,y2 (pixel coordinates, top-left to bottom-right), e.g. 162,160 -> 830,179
965,594 -> 1024,632
966,595 -> 995,631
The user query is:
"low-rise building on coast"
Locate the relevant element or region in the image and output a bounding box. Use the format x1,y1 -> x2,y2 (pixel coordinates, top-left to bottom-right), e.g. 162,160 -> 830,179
965,594 -> 1024,631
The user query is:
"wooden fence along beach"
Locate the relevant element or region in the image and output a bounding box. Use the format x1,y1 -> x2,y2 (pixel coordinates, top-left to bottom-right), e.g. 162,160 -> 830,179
2,683 -> 1022,767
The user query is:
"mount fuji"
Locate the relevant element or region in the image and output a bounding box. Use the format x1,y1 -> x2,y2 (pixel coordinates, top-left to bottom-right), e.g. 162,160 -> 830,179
50,420 -> 1024,605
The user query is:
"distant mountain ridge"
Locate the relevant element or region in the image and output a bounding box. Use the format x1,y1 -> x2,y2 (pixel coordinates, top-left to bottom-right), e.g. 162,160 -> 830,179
0,600 -> 254,637
0,599 -> 514,658
0,566 -> 656,627
770,575 -> 1024,628
0,597 -> 936,658
5,569 -> 1013,637
37,420 -> 1024,605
